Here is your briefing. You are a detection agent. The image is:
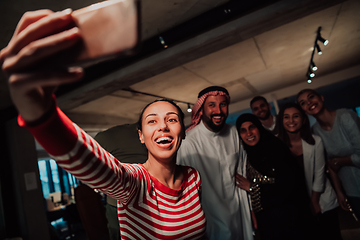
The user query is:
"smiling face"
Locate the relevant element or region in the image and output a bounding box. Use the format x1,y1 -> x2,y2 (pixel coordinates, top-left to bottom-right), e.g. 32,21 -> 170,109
283,107 -> 304,133
239,121 -> 261,146
138,101 -> 184,162
251,99 -> 271,120
201,95 -> 228,132
297,90 -> 325,116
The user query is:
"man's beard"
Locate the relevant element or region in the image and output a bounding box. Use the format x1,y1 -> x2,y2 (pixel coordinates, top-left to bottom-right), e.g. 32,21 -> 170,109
258,110 -> 271,121
202,114 -> 227,132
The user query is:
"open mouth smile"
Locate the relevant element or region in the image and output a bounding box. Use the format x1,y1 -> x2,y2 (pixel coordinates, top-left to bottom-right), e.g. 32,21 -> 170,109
212,115 -> 224,123
246,136 -> 255,141
309,104 -> 317,111
155,136 -> 174,148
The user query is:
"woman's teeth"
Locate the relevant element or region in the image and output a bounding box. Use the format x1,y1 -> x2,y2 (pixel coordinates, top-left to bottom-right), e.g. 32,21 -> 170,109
156,137 -> 173,144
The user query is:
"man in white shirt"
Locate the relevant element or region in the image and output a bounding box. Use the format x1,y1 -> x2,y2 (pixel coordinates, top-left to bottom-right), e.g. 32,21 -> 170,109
177,86 -> 253,240
250,96 -> 279,135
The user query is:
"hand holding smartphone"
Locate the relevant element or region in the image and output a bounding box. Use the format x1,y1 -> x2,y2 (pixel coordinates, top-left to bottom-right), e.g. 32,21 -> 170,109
1,0 -> 140,73
71,0 -> 140,66
1,0 -> 141,123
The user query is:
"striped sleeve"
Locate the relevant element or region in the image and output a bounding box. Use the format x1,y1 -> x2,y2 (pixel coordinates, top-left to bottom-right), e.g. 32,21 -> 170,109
19,104 -> 141,203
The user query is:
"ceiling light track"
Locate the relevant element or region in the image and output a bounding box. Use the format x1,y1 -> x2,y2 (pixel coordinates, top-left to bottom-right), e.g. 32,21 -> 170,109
306,26 -> 329,84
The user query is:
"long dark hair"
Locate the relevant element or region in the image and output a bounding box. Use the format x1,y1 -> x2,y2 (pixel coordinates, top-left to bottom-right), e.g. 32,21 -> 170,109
137,99 -> 185,137
277,102 -> 315,147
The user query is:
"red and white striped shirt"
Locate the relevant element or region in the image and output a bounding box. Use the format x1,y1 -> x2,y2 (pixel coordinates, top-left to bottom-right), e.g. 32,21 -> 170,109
19,105 -> 206,239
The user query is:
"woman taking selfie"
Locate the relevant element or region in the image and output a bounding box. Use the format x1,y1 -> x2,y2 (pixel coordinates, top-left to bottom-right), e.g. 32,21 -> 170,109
1,10 -> 206,240
277,102 -> 341,240
235,113 -> 312,240
297,89 -> 360,219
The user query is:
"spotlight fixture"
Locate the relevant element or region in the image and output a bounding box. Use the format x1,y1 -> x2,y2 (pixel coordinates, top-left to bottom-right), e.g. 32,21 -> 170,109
316,26 -> 329,46
315,44 -> 322,55
304,26 -> 328,84
306,73 -> 312,83
310,61 -> 317,71
159,36 -> 168,48
187,104 -> 192,113
317,35 -> 329,46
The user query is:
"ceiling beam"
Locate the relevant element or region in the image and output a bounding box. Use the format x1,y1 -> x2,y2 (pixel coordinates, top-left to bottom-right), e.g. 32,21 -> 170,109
57,0 -> 345,111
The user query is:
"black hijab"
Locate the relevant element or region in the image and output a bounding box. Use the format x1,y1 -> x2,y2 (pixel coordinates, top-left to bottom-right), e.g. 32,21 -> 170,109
236,113 -> 295,177
236,113 -> 310,210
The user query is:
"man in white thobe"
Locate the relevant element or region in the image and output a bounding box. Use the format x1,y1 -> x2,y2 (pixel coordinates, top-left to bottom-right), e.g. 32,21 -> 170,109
177,86 -> 253,240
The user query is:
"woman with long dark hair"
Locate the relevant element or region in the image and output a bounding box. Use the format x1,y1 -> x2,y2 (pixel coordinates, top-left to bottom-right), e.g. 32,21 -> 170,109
277,102 -> 342,240
235,113 -> 312,240
1,10 -> 206,239
297,89 -> 360,218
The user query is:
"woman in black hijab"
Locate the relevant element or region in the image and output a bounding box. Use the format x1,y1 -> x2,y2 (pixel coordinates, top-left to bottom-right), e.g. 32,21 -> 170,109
235,113 -> 312,240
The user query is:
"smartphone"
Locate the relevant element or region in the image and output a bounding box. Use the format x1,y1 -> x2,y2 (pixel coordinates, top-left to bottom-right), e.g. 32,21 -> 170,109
69,0 -> 140,67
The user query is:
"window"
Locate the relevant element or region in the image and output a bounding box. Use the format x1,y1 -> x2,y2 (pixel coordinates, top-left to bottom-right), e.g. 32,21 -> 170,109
50,160 -> 61,193
38,160 -> 50,198
38,159 -> 79,199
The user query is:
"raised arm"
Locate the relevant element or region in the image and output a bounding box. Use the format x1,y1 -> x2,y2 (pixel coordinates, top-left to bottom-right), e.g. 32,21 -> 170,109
1,10 -> 141,204
20,102 -> 142,203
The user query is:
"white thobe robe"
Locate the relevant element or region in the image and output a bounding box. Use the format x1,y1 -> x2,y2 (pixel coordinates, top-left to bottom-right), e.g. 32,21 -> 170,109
177,121 -> 253,240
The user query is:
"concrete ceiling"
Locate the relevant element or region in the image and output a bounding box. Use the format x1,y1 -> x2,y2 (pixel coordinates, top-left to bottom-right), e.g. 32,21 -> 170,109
1,0 -> 360,134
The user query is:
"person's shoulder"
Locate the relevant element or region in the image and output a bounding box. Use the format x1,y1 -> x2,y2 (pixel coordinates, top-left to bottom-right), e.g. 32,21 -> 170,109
121,162 -> 140,169
337,108 -> 358,119
178,128 -> 200,156
184,127 -> 197,138
335,108 -> 360,126
311,134 -> 323,148
184,125 -> 202,141
312,134 -> 322,142
123,163 -> 149,177
333,111 -> 360,150
181,165 -> 201,180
